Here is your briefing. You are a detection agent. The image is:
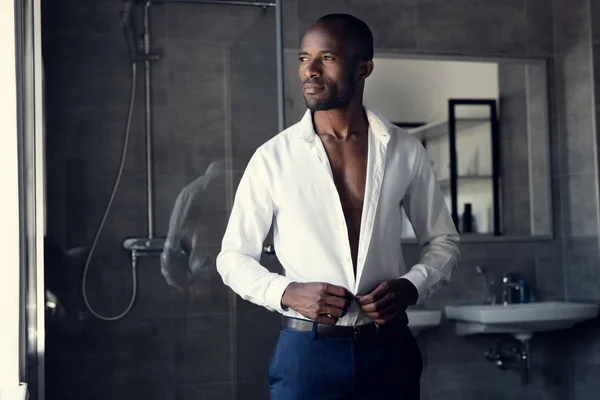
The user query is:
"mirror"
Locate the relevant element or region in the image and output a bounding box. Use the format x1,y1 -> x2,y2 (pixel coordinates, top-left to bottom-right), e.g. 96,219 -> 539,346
284,53 -> 552,241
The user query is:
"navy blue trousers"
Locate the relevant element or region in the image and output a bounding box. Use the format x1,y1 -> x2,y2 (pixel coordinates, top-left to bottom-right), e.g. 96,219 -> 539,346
268,319 -> 422,399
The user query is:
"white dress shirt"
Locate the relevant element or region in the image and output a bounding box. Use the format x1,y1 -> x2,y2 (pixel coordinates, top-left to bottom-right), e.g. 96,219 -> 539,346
216,105 -> 460,326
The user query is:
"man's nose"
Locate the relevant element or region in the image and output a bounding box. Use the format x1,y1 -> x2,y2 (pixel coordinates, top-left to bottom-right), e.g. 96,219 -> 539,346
302,60 -> 322,79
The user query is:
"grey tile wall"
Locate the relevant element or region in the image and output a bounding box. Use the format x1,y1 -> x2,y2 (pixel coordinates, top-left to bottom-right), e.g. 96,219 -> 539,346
553,0 -> 592,54
428,362 -> 545,400
568,317 -> 600,364
594,43 -> 600,178
593,0 -> 600,44
238,380 -> 270,400
173,313 -> 232,385
292,0 -> 556,58
553,2 -> 600,400
554,44 -> 596,176
42,0 -> 125,37
43,33 -> 133,109
560,172 -> 600,237
282,0 -> 299,47
235,310 -> 280,382
297,0 -> 418,51
230,42 -> 279,159
165,2 -> 269,45
175,382 -> 233,400
534,241 -> 566,300
526,0 -> 555,58
571,361 -> 600,400
416,0 -> 528,57
564,236 -> 600,301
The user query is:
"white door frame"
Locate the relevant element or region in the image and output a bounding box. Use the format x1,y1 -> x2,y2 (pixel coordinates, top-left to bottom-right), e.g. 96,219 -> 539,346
1,0 -> 45,399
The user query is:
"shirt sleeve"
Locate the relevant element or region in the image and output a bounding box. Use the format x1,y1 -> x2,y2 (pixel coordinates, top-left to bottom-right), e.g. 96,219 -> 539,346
160,177 -> 215,290
216,151 -> 294,312
400,142 -> 460,304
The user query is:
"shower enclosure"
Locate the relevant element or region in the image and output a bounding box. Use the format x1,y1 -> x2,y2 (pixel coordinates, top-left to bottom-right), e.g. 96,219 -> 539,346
20,0 -> 291,398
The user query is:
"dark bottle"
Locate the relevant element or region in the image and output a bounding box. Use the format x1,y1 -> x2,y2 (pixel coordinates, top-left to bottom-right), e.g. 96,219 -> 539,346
461,203 -> 475,233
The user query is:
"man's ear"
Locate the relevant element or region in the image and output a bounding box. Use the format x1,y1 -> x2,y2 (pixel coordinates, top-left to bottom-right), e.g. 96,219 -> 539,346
359,60 -> 374,80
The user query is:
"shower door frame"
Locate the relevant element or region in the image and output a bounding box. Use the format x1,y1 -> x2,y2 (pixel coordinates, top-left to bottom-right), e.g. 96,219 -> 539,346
15,0 -> 46,399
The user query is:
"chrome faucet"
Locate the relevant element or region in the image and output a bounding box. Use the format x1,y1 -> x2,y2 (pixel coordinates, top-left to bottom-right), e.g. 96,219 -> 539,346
476,265 -> 496,305
502,273 -> 524,305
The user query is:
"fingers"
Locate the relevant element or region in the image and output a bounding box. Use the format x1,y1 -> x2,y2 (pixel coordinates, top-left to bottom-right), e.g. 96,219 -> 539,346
362,299 -> 398,318
372,309 -> 402,325
319,305 -> 346,319
322,294 -> 351,310
359,291 -> 395,313
356,281 -> 390,306
317,284 -> 352,313
314,296 -> 349,319
323,283 -> 353,300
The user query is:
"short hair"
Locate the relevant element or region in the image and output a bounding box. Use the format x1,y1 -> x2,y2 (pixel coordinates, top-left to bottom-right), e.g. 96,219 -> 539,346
315,14 -> 374,61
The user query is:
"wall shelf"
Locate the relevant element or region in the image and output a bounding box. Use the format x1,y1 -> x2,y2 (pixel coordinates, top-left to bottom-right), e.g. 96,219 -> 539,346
406,118 -> 490,141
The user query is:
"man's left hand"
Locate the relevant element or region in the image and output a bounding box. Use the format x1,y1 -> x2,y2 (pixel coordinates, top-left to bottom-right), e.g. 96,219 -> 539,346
355,278 -> 418,325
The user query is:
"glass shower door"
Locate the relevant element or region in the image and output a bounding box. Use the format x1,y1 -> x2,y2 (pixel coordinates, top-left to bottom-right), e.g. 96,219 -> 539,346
42,1 -> 282,399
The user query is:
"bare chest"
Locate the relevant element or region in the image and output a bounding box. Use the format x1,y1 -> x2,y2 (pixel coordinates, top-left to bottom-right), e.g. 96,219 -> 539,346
321,139 -> 368,205
320,136 -> 368,271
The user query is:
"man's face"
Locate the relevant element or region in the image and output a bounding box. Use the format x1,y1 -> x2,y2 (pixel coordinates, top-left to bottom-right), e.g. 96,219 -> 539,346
298,25 -> 358,111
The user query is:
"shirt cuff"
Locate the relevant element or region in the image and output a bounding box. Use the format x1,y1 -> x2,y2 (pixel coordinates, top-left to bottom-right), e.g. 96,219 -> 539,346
264,274 -> 295,313
399,266 -> 429,304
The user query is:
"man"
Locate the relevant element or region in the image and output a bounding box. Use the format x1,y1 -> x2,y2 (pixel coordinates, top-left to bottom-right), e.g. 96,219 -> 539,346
217,14 -> 459,399
161,159 -> 228,299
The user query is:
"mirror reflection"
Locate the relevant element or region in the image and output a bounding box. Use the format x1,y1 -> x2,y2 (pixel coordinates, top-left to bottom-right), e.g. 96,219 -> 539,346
285,55 -> 552,239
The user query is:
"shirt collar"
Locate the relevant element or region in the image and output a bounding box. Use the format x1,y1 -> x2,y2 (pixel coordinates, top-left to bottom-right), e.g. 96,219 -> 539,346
293,103 -> 392,144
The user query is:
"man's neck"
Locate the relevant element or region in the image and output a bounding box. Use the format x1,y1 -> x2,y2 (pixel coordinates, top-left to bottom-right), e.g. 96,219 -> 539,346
312,101 -> 369,140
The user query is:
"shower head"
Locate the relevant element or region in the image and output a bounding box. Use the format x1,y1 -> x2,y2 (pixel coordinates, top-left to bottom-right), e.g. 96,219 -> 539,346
120,2 -> 141,59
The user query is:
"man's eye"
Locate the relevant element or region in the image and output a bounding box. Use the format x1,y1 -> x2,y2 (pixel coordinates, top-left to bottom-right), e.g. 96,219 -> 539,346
323,56 -> 334,61
299,57 -> 308,62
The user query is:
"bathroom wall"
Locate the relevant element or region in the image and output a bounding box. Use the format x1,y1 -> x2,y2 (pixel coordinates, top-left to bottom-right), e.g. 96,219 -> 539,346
42,0 -> 600,399
553,0 -> 600,398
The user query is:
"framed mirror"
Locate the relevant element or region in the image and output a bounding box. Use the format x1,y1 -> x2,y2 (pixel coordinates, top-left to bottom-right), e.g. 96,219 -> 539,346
284,52 -> 552,241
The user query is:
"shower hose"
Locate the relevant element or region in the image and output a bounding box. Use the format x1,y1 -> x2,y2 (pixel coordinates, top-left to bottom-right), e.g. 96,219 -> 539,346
81,62 -> 138,321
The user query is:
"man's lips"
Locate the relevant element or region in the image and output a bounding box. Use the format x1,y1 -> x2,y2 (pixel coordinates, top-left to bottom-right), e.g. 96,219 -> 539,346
303,84 -> 324,94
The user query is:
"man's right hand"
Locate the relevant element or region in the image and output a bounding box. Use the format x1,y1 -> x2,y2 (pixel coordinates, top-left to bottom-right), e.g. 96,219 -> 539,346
280,282 -> 353,325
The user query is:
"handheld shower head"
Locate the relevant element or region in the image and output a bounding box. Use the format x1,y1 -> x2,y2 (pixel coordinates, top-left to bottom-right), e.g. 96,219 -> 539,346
120,2 -> 141,59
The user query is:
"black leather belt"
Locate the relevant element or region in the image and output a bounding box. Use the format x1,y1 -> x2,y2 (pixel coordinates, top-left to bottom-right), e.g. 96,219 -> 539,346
282,317 -> 404,339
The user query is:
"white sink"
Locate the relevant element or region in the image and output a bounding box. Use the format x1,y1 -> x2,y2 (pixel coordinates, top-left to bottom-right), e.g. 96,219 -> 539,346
445,301 -> 599,340
407,309 -> 442,336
